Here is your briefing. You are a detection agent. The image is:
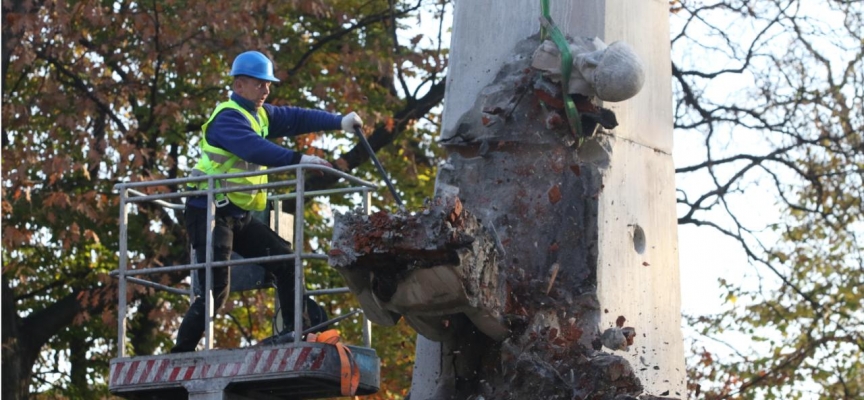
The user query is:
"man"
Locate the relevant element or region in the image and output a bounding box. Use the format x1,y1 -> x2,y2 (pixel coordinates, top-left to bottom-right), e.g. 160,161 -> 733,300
172,50 -> 362,353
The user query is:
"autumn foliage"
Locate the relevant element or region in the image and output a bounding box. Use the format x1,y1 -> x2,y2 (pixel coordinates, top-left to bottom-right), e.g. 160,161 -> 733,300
672,1 -> 863,398
2,0 -> 447,398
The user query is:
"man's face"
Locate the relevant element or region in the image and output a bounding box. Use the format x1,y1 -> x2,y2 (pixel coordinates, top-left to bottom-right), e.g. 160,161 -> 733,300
234,76 -> 271,108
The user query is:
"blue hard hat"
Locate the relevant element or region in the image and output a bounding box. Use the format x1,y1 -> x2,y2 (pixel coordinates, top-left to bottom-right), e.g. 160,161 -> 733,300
230,51 -> 280,82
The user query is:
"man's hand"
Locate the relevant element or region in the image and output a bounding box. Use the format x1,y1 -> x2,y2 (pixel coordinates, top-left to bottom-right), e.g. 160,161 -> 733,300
300,154 -> 332,168
341,112 -> 363,132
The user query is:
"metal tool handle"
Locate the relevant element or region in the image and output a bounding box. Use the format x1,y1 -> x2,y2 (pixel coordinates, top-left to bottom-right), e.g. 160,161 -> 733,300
354,127 -> 404,209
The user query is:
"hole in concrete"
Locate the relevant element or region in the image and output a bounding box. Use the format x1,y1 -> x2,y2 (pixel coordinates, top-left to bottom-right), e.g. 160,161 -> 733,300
632,224 -> 646,254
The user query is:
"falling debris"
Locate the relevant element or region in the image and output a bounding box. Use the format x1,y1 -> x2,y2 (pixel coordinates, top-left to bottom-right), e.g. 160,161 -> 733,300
602,327 -> 637,351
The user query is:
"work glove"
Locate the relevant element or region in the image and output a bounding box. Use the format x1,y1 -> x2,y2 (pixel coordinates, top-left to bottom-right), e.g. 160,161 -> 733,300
300,154 -> 332,168
341,112 -> 363,132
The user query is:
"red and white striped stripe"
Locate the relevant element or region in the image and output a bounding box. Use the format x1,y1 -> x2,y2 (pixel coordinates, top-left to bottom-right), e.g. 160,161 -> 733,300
110,347 -> 325,388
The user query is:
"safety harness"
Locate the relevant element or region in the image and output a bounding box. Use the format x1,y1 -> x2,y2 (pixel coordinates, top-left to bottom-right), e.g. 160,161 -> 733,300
189,100 -> 270,211
306,330 -> 361,396
539,0 -> 584,145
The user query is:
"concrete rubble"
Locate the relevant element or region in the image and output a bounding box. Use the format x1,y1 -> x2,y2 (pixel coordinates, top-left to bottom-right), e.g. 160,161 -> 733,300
601,327 -> 637,352
329,194 -> 508,341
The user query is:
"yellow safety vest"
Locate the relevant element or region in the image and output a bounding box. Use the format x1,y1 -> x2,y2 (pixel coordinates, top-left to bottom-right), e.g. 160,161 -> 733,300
190,100 -> 270,211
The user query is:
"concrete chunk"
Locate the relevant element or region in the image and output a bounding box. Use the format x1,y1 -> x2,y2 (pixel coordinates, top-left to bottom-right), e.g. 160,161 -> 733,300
329,195 -> 508,341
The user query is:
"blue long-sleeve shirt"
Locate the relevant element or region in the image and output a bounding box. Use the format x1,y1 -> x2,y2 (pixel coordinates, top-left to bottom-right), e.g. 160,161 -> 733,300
188,93 -> 343,213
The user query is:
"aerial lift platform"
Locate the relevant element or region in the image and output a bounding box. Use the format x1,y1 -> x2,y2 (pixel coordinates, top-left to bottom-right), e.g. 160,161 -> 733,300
109,165 -> 381,399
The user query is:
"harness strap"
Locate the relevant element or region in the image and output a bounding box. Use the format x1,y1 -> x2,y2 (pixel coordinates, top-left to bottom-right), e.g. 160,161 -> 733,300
540,0 -> 584,144
189,154 -> 239,207
190,101 -> 268,208
306,330 -> 360,396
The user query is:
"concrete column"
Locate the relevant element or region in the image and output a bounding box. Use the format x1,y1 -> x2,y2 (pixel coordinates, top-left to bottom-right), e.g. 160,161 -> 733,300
594,3 -> 683,396
414,0 -> 684,397
271,210 -> 293,332
270,210 -> 294,244
183,379 -> 235,400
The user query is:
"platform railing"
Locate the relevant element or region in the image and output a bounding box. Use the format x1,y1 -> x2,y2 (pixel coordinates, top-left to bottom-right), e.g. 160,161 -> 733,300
111,164 -> 377,358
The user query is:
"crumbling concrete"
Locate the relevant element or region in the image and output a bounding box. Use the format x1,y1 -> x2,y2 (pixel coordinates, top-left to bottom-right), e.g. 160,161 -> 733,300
329,195 -> 508,341
330,32 -> 653,399
421,34 -> 649,399
401,0 -> 685,398
332,0 -> 683,398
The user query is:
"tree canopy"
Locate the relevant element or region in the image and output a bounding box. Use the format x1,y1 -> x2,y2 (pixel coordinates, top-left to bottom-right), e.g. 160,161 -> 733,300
2,0 -> 447,398
671,0 -> 863,398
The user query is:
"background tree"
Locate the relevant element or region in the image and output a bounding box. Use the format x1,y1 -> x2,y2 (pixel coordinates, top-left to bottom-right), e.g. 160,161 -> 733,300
670,0 -> 863,398
1,0 -> 448,398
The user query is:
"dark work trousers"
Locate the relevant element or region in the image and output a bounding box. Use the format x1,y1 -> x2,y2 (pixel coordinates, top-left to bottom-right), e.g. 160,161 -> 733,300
172,205 -> 300,353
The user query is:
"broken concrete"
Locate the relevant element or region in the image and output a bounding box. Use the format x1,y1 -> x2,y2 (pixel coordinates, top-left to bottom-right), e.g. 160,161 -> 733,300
327,1 -> 684,398
330,32 -> 650,399
601,327 -> 637,352
329,195 -> 508,341
399,0 -> 687,398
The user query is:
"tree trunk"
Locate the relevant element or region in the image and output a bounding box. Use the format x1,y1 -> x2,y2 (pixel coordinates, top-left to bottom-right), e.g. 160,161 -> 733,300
1,280 -> 116,399
129,294 -> 164,356
2,2 -> 48,396
69,333 -> 98,400
2,276 -> 36,400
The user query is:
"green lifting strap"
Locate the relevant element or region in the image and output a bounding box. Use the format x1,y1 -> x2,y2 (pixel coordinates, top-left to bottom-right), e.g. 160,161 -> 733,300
540,0 -> 583,143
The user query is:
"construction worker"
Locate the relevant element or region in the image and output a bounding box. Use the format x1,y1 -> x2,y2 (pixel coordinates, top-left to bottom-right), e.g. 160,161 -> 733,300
172,50 -> 362,353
